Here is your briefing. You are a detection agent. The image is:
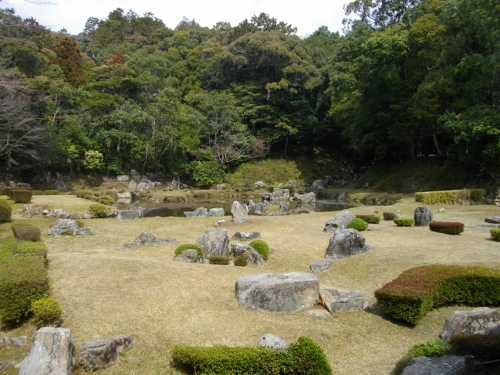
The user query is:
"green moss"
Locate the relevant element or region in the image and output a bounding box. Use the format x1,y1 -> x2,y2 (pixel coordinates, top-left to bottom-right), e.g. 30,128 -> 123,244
347,218 -> 369,231
174,244 -> 203,258
234,256 -> 248,267
208,255 -> 230,265
88,204 -> 108,218
356,214 -> 380,224
249,240 -> 269,261
98,195 -> 115,205
491,229 -> 500,241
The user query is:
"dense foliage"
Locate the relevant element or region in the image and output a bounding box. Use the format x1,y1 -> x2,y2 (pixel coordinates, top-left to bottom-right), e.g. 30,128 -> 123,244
429,221 -> 464,235
374,265 -> 500,324
0,1 -> 498,185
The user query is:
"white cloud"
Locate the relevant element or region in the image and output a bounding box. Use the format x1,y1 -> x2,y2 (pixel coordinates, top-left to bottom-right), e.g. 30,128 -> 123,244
3,0 -> 347,37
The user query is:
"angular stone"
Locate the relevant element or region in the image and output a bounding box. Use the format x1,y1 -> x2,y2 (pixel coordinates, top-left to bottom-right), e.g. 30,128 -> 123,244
231,231 -> 261,240
439,307 -> 500,340
257,334 -> 290,350
308,180 -> 325,195
310,260 -> 333,273
231,201 -> 248,224
325,229 -> 372,259
5,336 -> 27,346
134,232 -> 157,244
414,206 -> 433,226
48,219 -> 80,236
208,208 -> 225,217
320,289 -> 368,312
116,210 -> 143,220
247,200 -> 270,215
485,216 -> 500,224
196,229 -> 229,257
116,175 -> 130,182
52,209 -> 70,219
74,227 -> 94,236
323,211 -> 355,232
80,334 -> 135,371
307,309 -> 331,318
184,207 -> 208,217
293,192 -> 316,203
19,327 -> 75,375
235,272 -> 319,312
401,355 -> 465,375
231,243 -> 264,265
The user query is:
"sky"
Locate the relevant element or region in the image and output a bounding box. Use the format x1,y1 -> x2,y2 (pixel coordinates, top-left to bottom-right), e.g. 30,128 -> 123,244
2,0 -> 349,37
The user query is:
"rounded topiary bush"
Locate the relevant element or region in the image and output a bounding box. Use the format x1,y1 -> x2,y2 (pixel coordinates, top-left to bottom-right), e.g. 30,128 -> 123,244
174,244 -> 204,258
30,297 -> 61,328
288,336 -> 332,375
10,188 -> 32,203
394,218 -> 415,227
383,212 -> 396,221
0,200 -> 12,223
88,204 -> 108,218
490,229 -> 500,241
249,240 -> 269,261
98,195 -> 115,205
234,256 -> 248,267
429,221 -> 464,235
347,218 -> 369,231
208,255 -> 230,265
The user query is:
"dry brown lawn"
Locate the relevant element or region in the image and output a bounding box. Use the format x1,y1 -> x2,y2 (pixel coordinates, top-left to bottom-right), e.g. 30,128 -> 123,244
30,196 -> 500,374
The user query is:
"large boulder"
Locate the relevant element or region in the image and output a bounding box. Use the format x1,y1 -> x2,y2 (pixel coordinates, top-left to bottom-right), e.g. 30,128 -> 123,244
414,206 -> 433,226
247,200 -> 271,215
325,229 -> 372,259
116,210 -> 143,220
235,272 -> 319,312
293,192 -> 316,203
231,201 -> 248,224
439,307 -> 500,340
184,207 -> 208,217
79,334 -> 135,371
47,219 -> 79,235
196,229 -> 229,257
319,289 -> 368,312
308,180 -> 325,195
208,208 -> 225,217
231,244 -> 264,265
401,355 -> 465,375
19,327 -> 75,375
323,211 -> 355,232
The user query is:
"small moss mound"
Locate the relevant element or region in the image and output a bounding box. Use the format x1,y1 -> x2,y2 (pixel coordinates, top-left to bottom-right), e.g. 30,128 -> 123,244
356,214 -> 380,224
11,224 -> 41,241
0,200 -> 12,222
394,218 -> 414,227
30,297 -> 61,328
98,195 -> 115,205
174,244 -> 203,258
491,229 -> 500,241
208,255 -> 230,265
88,204 -> 108,218
234,256 -> 248,267
347,218 -> 369,231
429,221 -> 464,235
249,240 -> 269,261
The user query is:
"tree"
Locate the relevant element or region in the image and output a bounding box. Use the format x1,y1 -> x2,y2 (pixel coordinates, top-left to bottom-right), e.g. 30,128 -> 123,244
0,74 -> 45,168
53,36 -> 87,86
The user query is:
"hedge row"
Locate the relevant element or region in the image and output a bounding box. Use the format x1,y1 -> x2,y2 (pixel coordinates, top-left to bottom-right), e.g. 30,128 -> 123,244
374,265 -> 500,325
429,221 -> 464,235
414,189 -> 485,204
0,257 -> 49,327
356,214 -> 380,224
10,188 -> 33,203
171,336 -> 332,375
11,224 -> 41,241
0,200 -> 12,222
394,218 -> 414,227
13,241 -> 48,259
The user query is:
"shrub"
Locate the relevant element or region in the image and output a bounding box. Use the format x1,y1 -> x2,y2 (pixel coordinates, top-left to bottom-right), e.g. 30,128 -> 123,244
208,255 -> 230,265
11,224 -> 41,241
0,200 -> 12,222
491,229 -> 500,241
450,333 -> 500,362
75,190 -> 93,198
174,244 -> 203,258
347,218 -> 369,231
32,190 -> 45,195
374,265 -> 500,325
469,189 -> 485,202
98,195 -> 115,205
171,336 -> 331,375
249,240 -> 269,261
234,256 -> 248,267
30,297 -> 61,328
356,214 -> 380,224
393,340 -> 451,375
394,218 -> 414,227
414,189 -> 485,204
383,212 -> 396,220
429,221 -> 464,235
88,204 -> 108,218
10,188 -> 33,203
2,187 -> 12,196
13,241 -> 48,259
75,220 -> 85,228
84,194 -> 99,202
44,190 -> 61,195
0,257 -> 49,327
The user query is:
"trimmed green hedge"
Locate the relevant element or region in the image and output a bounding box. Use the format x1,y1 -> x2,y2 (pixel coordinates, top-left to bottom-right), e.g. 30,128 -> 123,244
383,212 -> 396,220
0,200 -> 12,222
30,297 -> 61,328
394,218 -> 414,227
44,190 -> 61,195
429,221 -> 464,235
13,241 -> 48,259
172,336 -> 332,375
374,265 -> 500,325
0,257 -> 49,327
208,255 -> 230,265
356,214 -> 380,224
249,240 -> 269,261
347,218 -> 368,231
11,224 -> 41,241
414,189 -> 485,204
174,244 -> 203,258
10,188 -> 33,203
491,229 -> 500,241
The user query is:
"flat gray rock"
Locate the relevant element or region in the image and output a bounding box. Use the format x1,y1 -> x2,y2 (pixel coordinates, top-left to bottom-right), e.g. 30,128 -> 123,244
485,216 -> 500,224
231,231 -> 261,240
310,260 -> 333,273
401,355 -> 465,375
5,335 -> 27,346
320,289 -> 368,312
439,307 -> 500,340
80,334 -> 135,371
116,210 -> 143,220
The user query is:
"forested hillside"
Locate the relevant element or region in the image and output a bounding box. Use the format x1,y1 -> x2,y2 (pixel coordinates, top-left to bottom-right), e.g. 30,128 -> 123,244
0,0 -> 498,186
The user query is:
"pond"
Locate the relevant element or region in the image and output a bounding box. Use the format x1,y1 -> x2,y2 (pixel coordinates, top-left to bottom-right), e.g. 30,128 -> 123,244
114,198 -> 352,217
